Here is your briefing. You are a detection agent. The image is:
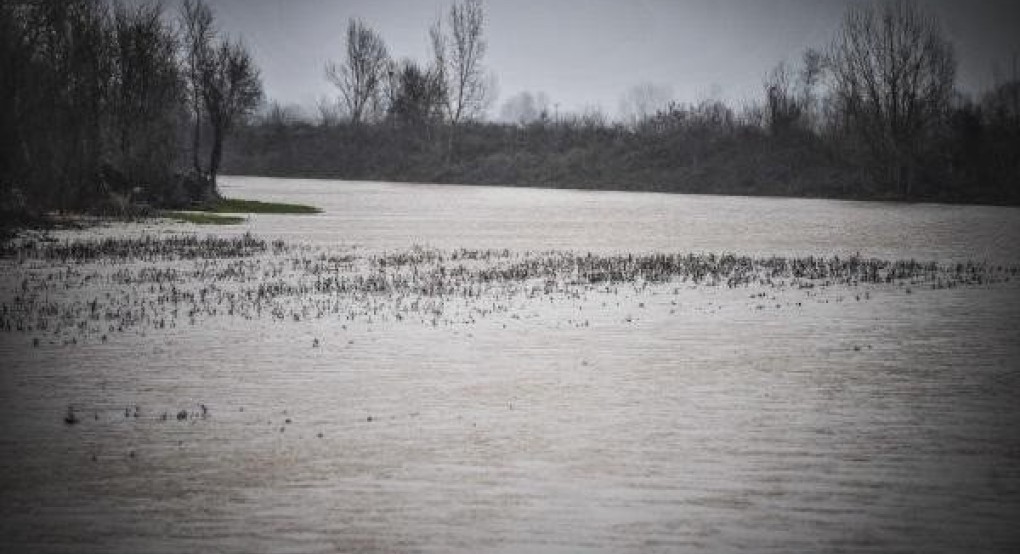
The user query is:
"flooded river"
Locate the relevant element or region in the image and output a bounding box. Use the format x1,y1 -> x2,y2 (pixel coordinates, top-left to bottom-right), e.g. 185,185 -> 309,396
2,177 -> 1019,553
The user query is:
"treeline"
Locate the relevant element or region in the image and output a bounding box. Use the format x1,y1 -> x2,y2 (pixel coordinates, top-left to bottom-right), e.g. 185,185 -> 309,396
224,0 -> 1020,205
0,0 -> 261,219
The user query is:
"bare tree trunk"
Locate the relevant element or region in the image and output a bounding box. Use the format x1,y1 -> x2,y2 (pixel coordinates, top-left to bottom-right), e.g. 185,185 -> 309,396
192,98 -> 203,176
325,19 -> 389,126
445,123 -> 456,165
206,123 -> 223,200
181,0 -> 214,180
440,0 -> 487,161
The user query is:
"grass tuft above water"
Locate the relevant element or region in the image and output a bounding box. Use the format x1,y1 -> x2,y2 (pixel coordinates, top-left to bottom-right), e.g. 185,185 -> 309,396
161,211 -> 247,225
158,196 -> 319,225
206,198 -> 321,214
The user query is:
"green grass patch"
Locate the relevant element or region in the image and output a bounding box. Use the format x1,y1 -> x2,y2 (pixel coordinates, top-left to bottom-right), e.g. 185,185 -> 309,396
207,197 -> 321,214
162,211 -> 247,225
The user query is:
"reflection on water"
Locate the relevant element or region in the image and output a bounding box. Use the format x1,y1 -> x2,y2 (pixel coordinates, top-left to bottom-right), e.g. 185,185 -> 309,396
1,178 -> 1019,553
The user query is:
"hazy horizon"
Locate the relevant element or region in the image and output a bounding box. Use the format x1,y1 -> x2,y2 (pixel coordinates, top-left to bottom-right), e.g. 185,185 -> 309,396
158,0 -> 1020,121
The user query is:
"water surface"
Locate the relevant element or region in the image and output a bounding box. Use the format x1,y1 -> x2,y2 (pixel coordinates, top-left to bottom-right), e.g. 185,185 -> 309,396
2,177 -> 1019,553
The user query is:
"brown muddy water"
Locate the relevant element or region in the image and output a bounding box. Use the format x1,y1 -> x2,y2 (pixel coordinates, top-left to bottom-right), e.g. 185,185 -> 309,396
2,177 -> 1020,553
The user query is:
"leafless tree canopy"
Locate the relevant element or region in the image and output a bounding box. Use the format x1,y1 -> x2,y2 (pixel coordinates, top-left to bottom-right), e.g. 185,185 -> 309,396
0,0 -> 264,212
181,0 -> 215,177
180,0 -> 261,198
437,0 -> 489,126
500,91 -> 551,125
326,19 -> 390,125
4,0 -> 1020,213
619,83 -> 674,128
315,96 -> 343,127
386,59 -> 448,128
763,62 -> 803,136
201,38 -> 262,189
828,0 -> 956,193
110,1 -> 182,190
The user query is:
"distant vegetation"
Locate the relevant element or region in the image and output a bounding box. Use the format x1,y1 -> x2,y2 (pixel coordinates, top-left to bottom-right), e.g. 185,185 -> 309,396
0,0 -> 263,224
2,0 -> 1019,225
225,0 -> 1019,205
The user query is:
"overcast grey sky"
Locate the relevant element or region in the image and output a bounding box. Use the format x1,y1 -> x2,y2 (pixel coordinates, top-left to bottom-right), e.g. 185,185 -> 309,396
184,0 -> 1019,119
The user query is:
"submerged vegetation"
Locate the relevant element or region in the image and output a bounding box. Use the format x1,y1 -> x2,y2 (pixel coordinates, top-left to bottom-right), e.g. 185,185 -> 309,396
2,233 -> 1015,348
3,233 -> 271,262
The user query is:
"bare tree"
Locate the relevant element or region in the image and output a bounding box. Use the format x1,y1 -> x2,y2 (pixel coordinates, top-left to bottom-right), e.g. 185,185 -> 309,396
180,0 -> 215,178
431,0 -> 490,160
437,0 -> 489,126
428,17 -> 446,100
387,58 -> 447,130
3,0 -> 272,212
619,82 -> 673,127
325,19 -> 389,125
23,0 -> 114,209
799,48 -> 823,130
763,62 -> 802,136
500,91 -> 550,125
200,38 -> 262,197
315,95 -> 344,127
110,1 -> 182,197
828,0 -> 956,195
180,0 -> 262,199
0,2 -> 25,207
262,99 -> 302,128
761,49 -> 823,136
986,53 -> 1019,129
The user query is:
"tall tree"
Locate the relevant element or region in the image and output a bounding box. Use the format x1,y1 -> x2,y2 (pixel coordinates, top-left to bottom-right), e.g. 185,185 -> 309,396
828,0 -> 956,195
0,2 -> 32,208
180,0 -> 215,177
619,83 -> 673,128
444,0 -> 488,124
2,0 -> 265,213
500,91 -> 551,125
180,0 -> 261,199
387,59 -> 447,129
21,0 -> 114,209
763,62 -> 802,136
798,48 -> 823,131
433,0 -> 490,158
110,1 -> 182,200
200,38 -> 262,197
325,19 -> 389,125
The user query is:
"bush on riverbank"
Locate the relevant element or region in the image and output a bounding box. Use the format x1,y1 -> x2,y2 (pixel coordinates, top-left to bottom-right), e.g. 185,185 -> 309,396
221,93 -> 1020,206
218,0 -> 1020,206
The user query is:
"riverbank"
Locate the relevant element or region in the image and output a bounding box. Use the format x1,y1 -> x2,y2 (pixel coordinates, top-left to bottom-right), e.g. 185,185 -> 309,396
159,197 -> 322,225
202,197 -> 321,215
221,118 -> 1020,208
0,197 -> 322,235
